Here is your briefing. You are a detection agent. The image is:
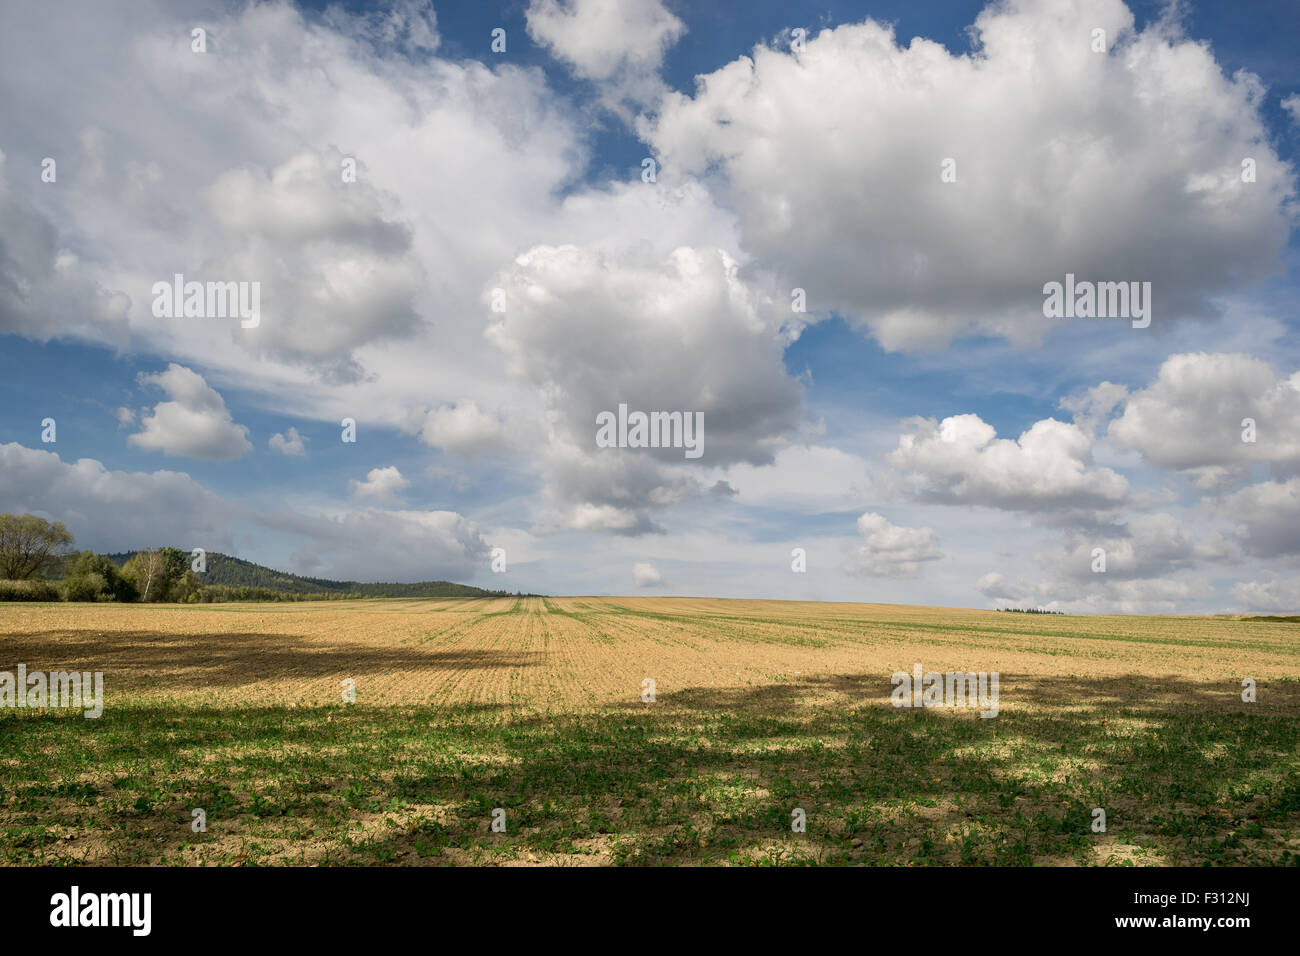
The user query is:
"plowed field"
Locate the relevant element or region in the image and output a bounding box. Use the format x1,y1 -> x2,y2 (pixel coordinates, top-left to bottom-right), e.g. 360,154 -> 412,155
2,597 -> 1297,865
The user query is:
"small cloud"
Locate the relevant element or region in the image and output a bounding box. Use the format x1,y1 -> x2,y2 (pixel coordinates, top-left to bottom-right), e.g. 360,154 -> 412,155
633,561 -> 663,588
1283,93 -> 1300,127
349,465 -> 410,504
975,571 -> 1008,598
844,512 -> 942,577
525,0 -> 685,112
419,400 -> 505,458
115,406 -> 136,427
269,426 -> 307,457
127,364 -> 252,460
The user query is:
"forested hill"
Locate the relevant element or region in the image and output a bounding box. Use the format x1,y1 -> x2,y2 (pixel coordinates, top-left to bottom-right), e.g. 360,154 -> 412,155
103,552 -> 512,598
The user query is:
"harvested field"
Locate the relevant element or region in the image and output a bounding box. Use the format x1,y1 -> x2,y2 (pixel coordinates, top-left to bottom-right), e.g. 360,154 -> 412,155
1,596 -> 1297,865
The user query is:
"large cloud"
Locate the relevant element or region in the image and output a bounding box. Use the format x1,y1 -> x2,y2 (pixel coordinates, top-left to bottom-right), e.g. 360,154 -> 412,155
1107,352 -> 1300,484
886,413 -> 1129,521
0,151 -> 131,344
193,148 -> 426,371
0,0 -> 761,454
488,244 -> 803,533
1216,477 -> 1300,559
0,442 -> 237,552
972,512 -> 1233,613
646,0 -> 1296,350
0,0 -> 583,390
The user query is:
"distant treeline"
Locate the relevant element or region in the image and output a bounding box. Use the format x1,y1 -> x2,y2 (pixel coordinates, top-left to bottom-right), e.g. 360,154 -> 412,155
995,607 -> 1066,615
0,573 -> 368,604
0,513 -> 526,604
188,585 -> 366,602
1,547 -> 203,604
103,551 -> 514,598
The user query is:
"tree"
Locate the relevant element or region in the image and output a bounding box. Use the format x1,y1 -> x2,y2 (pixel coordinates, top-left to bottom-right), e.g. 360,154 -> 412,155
0,514 -> 74,580
64,550 -> 138,602
158,547 -> 188,583
122,549 -> 170,602
122,548 -> 193,602
172,568 -> 199,603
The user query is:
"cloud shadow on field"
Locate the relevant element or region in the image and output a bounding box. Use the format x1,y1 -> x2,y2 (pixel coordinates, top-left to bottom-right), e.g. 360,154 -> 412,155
1,669 -> 1296,866
0,629 -> 542,689
651,670 -> 1295,716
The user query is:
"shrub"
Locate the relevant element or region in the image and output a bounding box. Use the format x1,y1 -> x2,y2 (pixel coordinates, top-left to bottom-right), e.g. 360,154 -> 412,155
64,551 -> 138,602
0,579 -> 61,601
192,585 -> 366,603
64,572 -> 107,602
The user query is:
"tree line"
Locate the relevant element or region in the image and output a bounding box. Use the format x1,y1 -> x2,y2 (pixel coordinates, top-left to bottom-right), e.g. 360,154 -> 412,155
0,513 -> 521,603
0,514 -> 365,603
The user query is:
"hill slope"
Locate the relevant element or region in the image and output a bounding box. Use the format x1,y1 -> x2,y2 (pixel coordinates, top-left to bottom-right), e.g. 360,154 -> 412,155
103,551 -> 512,598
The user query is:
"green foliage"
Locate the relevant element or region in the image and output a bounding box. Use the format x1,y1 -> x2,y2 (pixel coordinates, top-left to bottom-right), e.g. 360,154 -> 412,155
158,547 -> 189,583
0,529 -> 516,604
0,514 -> 74,580
0,579 -> 60,601
3,695 -> 1296,866
172,569 -> 200,603
120,550 -> 172,602
63,551 -> 138,602
188,585 -> 365,603
106,551 -> 514,598
62,573 -> 106,602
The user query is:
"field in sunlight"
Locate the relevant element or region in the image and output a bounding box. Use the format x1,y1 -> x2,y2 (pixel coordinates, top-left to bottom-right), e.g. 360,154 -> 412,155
2,596 -> 1297,865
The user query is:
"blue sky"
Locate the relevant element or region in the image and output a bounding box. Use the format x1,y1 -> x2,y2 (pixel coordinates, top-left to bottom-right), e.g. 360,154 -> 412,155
1,0 -> 1298,611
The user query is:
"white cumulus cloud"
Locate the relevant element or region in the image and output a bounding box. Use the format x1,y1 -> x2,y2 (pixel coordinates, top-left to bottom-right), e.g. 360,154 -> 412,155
886,413 -> 1128,522
420,400 -> 506,458
845,512 -> 942,577
1108,352 -> 1300,483
349,466 -> 411,504
489,244 -> 802,534
127,364 -> 253,460
633,561 -> 664,587
646,0 -> 1295,350
527,0 -> 685,111
268,426 -> 307,457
